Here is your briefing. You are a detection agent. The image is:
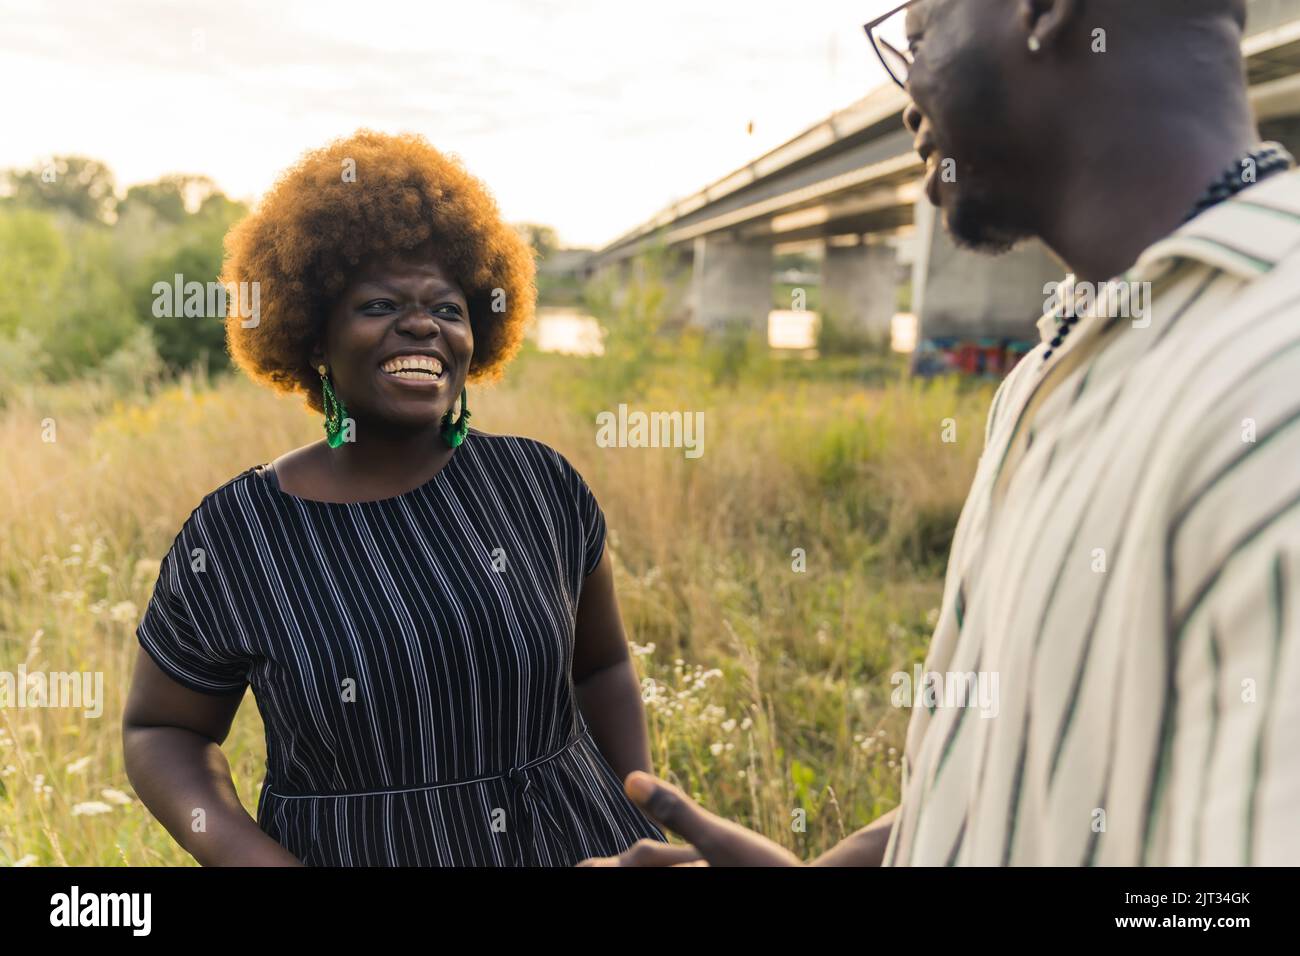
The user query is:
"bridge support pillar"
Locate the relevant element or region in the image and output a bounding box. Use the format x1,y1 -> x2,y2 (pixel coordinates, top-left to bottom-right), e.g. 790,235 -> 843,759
690,234 -> 772,332
911,199 -> 1063,343
821,239 -> 900,345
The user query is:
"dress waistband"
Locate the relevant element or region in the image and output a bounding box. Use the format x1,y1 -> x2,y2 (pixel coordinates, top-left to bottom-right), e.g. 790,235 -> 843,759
263,728 -> 589,800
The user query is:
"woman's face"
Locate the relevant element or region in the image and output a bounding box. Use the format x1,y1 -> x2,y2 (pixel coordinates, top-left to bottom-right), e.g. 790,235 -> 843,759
314,254 -> 473,435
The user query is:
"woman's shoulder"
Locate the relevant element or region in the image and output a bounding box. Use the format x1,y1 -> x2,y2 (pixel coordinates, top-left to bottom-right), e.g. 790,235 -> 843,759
139,466 -> 269,581
464,428 -> 591,488
165,466 -> 270,543
200,464 -> 273,508
464,430 -> 604,555
466,428 -> 575,469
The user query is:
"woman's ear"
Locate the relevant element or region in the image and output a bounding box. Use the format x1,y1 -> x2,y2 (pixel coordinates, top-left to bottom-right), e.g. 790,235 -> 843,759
1019,0 -> 1081,52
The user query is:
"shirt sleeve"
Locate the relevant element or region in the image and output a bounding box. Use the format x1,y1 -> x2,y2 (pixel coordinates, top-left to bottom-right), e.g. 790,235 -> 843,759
574,466 -> 607,577
548,448 -> 607,577
137,541 -> 250,696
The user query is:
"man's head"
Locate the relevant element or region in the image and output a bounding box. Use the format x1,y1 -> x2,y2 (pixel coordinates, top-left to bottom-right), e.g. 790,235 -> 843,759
899,0 -> 1250,252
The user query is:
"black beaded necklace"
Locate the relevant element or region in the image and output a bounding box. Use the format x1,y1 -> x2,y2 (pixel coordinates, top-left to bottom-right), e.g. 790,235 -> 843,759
1181,141 -> 1294,224
1041,142 -> 1296,363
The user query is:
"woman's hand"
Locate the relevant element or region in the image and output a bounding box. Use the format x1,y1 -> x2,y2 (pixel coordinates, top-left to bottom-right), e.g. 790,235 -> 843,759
578,772 -> 803,866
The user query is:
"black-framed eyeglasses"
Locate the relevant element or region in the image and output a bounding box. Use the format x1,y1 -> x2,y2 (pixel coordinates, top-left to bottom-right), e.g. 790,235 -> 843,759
864,0 -> 921,91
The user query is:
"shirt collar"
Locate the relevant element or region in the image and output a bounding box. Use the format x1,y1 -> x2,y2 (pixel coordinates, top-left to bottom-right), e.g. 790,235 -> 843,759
1036,274 -> 1074,345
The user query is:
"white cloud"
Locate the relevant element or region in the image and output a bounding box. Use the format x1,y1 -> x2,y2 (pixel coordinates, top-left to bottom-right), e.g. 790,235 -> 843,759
0,0 -> 901,246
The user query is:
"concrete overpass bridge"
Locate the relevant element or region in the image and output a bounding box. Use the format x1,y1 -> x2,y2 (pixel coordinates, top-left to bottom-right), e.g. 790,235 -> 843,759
591,0 -> 1300,348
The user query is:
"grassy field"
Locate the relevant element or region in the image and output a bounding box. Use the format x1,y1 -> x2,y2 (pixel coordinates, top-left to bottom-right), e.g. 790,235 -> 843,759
0,343 -> 994,865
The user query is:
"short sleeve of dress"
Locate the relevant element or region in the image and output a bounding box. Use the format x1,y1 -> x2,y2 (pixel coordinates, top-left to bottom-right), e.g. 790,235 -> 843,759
548,449 -> 607,577
137,541 -> 249,696
575,468 -> 608,576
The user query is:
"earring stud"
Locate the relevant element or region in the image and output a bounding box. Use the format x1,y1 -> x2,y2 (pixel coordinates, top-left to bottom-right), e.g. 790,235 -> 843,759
1028,36 -> 1041,52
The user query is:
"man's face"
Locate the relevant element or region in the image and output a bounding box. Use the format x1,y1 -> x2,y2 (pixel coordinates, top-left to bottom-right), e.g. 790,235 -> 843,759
902,0 -> 1040,252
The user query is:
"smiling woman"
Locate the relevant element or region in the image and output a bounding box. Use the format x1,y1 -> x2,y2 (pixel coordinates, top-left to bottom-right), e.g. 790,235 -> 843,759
220,128 -> 533,411
309,254 -> 477,453
120,129 -> 668,867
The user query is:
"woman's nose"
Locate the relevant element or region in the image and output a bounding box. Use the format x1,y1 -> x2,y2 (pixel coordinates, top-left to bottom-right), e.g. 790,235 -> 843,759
390,314 -> 441,343
395,306 -> 440,337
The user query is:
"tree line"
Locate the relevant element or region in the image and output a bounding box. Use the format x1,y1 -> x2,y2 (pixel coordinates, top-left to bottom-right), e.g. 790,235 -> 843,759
0,156 -> 560,403
0,157 -> 248,399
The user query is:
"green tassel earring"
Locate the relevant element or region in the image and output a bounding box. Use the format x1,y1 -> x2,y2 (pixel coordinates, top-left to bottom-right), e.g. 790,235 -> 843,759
441,387 -> 470,449
319,364 -> 348,448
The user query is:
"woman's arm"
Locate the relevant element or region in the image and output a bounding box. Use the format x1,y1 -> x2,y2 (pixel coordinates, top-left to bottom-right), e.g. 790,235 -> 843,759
572,550 -> 654,781
122,650 -> 303,866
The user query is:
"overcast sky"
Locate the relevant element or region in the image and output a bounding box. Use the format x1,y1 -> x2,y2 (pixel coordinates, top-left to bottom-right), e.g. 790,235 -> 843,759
0,0 -> 902,247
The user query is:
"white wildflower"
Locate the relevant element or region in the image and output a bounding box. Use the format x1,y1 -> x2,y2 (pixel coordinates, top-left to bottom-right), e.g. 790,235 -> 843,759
109,601 -> 138,624
71,801 -> 114,816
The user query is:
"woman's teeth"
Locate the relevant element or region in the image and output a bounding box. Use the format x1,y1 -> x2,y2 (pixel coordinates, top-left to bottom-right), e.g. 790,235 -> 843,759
381,355 -> 444,380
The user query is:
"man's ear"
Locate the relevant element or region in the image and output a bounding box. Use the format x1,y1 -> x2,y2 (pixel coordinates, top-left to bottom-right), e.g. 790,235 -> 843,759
1019,0 -> 1081,51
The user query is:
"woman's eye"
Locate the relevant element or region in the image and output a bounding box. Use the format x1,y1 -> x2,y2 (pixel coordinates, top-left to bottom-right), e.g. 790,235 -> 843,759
359,300 -> 461,316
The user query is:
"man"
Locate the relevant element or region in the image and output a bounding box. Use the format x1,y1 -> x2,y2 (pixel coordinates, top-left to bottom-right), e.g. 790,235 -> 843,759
583,0 -> 1300,866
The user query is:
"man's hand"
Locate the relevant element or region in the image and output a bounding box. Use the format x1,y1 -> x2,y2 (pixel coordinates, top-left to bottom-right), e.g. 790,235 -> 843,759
578,771 -> 803,866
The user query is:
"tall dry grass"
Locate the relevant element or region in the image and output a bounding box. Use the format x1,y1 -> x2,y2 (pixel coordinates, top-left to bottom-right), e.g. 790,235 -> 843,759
0,352 -> 992,864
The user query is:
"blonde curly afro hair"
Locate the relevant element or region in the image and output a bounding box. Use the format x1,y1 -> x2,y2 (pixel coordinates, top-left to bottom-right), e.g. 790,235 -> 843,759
221,129 -> 536,412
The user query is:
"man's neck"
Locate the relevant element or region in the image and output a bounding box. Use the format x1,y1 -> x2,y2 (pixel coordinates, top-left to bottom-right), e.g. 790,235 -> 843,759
1037,99 -> 1256,284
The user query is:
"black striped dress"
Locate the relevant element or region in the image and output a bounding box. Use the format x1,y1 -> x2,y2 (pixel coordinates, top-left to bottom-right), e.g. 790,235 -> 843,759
136,429 -> 666,866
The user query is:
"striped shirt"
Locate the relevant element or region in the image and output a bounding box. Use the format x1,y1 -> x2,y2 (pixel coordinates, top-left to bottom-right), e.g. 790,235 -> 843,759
137,430 -> 666,866
884,169 -> 1300,866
